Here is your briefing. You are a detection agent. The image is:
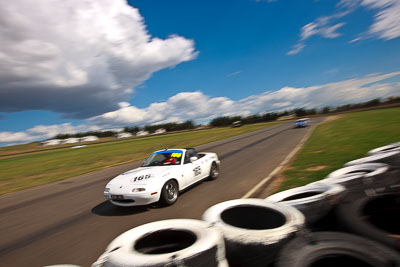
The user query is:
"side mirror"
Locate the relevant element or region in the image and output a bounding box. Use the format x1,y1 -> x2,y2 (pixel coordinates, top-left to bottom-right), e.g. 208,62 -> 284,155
190,156 -> 198,163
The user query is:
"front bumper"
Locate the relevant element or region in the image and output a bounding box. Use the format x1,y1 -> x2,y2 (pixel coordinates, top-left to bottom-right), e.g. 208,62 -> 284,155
104,191 -> 160,207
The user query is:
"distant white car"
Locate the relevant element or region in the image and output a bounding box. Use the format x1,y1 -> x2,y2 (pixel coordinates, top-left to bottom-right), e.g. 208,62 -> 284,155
295,118 -> 310,128
104,148 -> 220,206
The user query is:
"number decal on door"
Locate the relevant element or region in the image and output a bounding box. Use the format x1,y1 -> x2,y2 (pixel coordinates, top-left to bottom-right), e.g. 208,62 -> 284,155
193,166 -> 201,176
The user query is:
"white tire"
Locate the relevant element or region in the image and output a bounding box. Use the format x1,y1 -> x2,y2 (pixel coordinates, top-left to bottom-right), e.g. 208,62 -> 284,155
324,163 -> 389,188
92,219 -> 226,267
327,163 -> 389,179
266,182 -> 345,225
324,163 -> 400,194
344,151 -> 400,167
202,198 -> 305,267
367,142 -> 400,155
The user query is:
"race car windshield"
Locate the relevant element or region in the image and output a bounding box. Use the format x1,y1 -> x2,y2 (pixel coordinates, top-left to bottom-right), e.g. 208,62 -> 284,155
142,150 -> 183,167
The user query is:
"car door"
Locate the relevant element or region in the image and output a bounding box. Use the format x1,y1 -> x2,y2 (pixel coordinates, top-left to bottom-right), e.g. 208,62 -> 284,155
181,151 -> 202,188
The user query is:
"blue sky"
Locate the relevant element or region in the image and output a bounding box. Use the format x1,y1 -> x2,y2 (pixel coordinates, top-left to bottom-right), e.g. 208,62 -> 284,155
129,0 -> 399,103
1,0 -> 400,146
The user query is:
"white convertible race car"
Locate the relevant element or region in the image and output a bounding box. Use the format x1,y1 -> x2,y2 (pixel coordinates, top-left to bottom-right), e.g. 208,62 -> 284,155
104,148 -> 220,207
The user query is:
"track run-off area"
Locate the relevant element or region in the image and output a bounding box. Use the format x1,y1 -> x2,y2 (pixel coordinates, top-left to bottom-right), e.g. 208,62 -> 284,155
0,118 -> 323,267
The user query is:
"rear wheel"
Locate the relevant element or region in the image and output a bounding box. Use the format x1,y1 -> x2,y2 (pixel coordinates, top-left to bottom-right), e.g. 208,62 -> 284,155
160,180 -> 178,206
208,162 -> 219,180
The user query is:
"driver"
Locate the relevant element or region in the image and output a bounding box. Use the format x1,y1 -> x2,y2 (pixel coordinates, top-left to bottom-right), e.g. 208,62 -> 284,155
163,156 -> 177,165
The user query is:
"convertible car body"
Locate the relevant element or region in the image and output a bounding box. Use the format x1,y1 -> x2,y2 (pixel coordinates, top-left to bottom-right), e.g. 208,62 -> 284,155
104,148 -> 220,206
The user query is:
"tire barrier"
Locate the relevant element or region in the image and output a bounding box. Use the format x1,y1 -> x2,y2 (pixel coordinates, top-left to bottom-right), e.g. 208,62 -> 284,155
202,198 -> 305,267
336,192 -> 400,251
275,231 -> 400,267
368,142 -> 400,155
92,219 -> 227,267
266,182 -> 345,225
345,150 -> 400,167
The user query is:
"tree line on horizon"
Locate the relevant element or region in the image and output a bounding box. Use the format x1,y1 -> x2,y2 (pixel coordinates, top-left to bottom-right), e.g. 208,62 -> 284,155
54,96 -> 400,139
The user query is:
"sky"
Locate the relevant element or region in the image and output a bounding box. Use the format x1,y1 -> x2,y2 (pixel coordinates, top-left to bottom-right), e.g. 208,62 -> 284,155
1,0 -> 400,146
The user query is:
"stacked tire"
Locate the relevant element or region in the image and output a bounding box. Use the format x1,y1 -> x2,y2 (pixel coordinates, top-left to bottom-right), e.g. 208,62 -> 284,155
266,182 -> 345,226
92,219 -> 228,267
202,199 -> 305,267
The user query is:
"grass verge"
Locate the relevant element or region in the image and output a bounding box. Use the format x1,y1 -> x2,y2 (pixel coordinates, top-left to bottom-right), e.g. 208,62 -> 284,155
0,121 -> 280,195
277,107 -> 400,192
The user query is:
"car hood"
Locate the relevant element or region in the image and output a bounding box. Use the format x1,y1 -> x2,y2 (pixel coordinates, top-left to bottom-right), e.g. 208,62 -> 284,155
107,166 -> 176,187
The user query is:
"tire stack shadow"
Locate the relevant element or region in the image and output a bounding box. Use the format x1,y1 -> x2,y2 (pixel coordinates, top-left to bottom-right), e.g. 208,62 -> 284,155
50,142 -> 400,267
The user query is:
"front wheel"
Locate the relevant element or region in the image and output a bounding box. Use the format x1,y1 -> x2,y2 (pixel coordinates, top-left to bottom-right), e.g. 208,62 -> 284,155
160,180 -> 179,206
208,162 -> 219,180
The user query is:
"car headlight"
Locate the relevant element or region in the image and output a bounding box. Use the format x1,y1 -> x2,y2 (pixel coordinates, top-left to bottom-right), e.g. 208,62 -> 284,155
132,188 -> 146,192
104,188 -> 110,193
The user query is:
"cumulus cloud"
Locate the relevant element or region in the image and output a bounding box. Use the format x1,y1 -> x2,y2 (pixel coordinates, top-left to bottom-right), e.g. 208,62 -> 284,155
89,92 -> 237,127
0,0 -> 197,118
1,71 -> 399,146
0,132 -> 33,144
288,0 -> 400,55
91,71 -> 400,128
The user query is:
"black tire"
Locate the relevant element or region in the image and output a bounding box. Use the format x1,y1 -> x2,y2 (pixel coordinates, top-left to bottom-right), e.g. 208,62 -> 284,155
336,192 -> 400,251
208,162 -> 219,180
160,180 -> 179,206
276,231 -> 400,267
93,219 -> 227,267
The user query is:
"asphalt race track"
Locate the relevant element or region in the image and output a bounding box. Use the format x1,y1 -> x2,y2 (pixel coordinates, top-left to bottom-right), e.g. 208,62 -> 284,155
0,118 -> 323,267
